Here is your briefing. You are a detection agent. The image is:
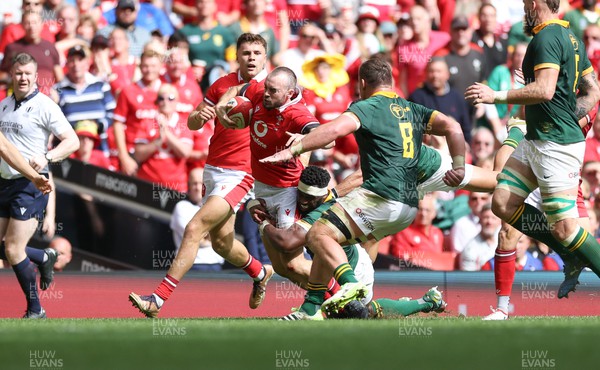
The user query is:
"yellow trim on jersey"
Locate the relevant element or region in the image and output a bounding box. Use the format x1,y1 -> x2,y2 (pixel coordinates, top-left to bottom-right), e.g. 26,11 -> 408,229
582,66 -> 594,77
532,19 -> 569,35
534,63 -> 560,71
372,90 -> 399,99
426,110 -> 439,133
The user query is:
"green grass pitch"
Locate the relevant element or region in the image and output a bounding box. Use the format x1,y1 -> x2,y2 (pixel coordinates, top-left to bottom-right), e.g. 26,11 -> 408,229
1,316 -> 599,370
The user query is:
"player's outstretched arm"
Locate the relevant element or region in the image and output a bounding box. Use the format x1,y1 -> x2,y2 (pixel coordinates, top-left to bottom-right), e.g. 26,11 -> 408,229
261,113 -> 357,163
0,132 -> 52,194
262,223 -> 308,254
427,113 -> 467,187
465,68 -> 559,106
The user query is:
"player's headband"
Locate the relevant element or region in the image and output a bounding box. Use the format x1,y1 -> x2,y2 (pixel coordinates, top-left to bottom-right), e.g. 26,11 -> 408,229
298,181 -> 328,197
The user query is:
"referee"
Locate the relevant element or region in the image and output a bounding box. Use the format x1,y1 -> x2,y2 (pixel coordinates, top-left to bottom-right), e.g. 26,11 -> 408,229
0,53 -> 79,318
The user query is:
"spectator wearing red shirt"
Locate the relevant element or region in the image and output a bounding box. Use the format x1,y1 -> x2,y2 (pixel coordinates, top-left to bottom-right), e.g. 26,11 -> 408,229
263,0 -> 290,52
397,4 -> 450,96
111,50 -> 162,175
70,120 -> 113,170
104,29 -> 139,95
134,84 -> 193,192
389,195 -> 444,258
76,0 -> 108,29
55,5 -> 88,69
172,0 -> 241,27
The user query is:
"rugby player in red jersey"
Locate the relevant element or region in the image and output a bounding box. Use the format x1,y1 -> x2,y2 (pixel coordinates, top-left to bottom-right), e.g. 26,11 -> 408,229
129,34 -> 274,317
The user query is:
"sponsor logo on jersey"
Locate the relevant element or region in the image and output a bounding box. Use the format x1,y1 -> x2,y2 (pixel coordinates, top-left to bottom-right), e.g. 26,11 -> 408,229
390,104 -> 410,119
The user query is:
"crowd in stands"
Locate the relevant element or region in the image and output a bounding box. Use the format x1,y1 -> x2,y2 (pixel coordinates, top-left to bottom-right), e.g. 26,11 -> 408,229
1,0 -> 600,271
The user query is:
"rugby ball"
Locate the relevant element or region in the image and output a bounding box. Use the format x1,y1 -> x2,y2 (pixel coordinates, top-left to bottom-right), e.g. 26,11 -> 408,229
225,96 -> 253,129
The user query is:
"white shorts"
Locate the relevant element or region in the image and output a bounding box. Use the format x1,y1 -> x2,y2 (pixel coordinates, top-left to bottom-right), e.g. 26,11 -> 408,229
254,180 -> 298,228
524,188 -> 542,209
354,245 -> 375,304
201,164 -> 254,212
418,151 -> 473,198
512,140 -> 584,193
336,187 -> 418,241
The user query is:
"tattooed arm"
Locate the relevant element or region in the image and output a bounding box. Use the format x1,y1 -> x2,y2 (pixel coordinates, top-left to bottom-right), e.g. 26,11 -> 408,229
575,71 -> 600,120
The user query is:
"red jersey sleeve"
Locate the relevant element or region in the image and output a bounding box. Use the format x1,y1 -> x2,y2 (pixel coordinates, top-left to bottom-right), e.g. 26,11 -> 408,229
242,81 -> 265,107
113,88 -> 130,123
288,105 -> 320,134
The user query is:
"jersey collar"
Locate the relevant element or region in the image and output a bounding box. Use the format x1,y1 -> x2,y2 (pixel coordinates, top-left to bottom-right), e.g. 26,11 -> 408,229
12,88 -> 39,110
277,87 -> 303,112
238,69 -> 268,83
532,19 -> 569,35
372,90 -> 399,99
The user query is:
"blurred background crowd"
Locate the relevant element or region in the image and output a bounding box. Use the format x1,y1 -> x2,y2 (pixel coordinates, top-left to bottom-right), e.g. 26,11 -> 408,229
1,0 -> 599,271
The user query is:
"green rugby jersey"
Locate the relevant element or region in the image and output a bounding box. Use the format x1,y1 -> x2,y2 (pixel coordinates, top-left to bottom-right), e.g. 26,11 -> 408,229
522,19 -> 593,144
296,200 -> 360,269
347,91 -> 438,206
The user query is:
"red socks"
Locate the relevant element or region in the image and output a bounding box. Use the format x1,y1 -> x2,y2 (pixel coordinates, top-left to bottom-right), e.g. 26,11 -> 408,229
494,248 -> 516,296
154,274 -> 179,302
241,255 -> 264,281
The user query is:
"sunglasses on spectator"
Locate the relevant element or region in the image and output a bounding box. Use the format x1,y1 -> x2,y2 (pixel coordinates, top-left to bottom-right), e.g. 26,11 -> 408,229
24,1 -> 41,6
300,34 -> 316,39
157,95 -> 176,102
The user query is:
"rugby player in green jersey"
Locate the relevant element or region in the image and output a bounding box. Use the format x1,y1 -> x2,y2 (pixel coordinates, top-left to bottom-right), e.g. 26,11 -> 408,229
254,166 -> 447,320
466,0 -> 600,302
262,57 -> 466,319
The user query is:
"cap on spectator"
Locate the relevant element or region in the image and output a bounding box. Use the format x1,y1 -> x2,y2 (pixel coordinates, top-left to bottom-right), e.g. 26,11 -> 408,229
117,0 -> 137,10
380,21 -> 397,35
356,5 -> 380,25
67,45 -> 90,59
91,35 -> 109,49
451,15 -> 470,30
74,120 -> 100,142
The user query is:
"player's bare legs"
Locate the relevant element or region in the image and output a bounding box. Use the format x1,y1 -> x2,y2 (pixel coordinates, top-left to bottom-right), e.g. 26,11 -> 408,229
166,196 -> 235,280
494,159 -> 600,280
282,204 -> 367,320
129,197 -> 273,317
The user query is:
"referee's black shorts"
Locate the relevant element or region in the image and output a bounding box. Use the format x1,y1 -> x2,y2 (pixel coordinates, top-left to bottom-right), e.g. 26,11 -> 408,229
0,176 -> 49,220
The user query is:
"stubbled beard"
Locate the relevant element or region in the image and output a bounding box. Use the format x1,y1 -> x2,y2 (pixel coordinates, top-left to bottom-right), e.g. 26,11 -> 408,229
523,13 -> 536,36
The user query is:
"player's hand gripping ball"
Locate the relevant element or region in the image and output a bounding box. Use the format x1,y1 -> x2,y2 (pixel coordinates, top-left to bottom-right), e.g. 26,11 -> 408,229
225,96 -> 253,129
